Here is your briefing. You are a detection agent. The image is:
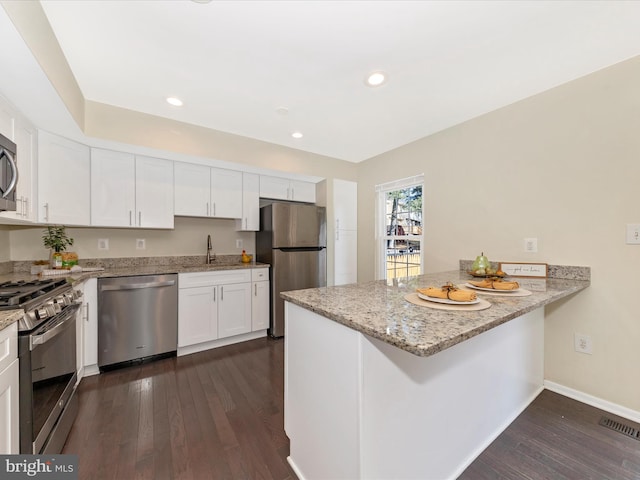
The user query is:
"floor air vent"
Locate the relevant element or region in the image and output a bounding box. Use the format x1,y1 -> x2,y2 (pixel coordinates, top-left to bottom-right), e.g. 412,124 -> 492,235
599,416 -> 640,441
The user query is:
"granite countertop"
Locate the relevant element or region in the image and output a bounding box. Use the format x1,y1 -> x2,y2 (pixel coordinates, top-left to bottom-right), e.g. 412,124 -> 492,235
0,261 -> 270,285
0,261 -> 270,331
280,270 -> 590,358
0,309 -> 23,331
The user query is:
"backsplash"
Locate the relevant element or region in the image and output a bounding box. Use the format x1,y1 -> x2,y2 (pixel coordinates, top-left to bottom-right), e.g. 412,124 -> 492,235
459,260 -> 590,281
11,255 -> 249,273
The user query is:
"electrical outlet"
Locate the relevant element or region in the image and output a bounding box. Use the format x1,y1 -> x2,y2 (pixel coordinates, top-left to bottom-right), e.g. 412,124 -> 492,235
626,224 -> 640,244
136,239 -> 146,250
98,238 -> 109,250
524,237 -> 538,253
574,333 -> 593,354
236,239 -> 243,249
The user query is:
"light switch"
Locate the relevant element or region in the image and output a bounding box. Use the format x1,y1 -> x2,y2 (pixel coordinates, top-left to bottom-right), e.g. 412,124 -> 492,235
524,237 -> 538,253
626,224 -> 640,244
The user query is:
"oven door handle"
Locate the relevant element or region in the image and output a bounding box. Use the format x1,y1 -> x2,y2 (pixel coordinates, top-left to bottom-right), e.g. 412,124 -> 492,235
30,304 -> 80,351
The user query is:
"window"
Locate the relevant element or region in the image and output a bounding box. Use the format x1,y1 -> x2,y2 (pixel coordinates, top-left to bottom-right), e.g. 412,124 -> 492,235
376,175 -> 424,280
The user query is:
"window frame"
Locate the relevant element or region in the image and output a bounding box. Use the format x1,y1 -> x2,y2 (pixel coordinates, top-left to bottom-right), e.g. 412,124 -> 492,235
375,174 -> 424,281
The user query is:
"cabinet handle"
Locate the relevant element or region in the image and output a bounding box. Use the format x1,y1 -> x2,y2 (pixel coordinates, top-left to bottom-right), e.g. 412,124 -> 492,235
221,286 -> 224,301
213,288 -> 216,302
138,211 -> 142,226
44,203 -> 49,222
84,303 -> 89,322
291,187 -> 294,200
254,284 -> 257,296
206,202 -> 209,216
213,203 -> 216,216
23,197 -> 28,218
129,210 -> 132,226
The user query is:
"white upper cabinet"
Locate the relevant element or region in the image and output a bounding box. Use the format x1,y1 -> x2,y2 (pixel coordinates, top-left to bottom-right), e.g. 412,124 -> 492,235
91,149 -> 173,228
174,163 -> 242,219
260,174 -> 316,203
210,167 -> 242,218
174,162 -> 210,217
135,155 -> 174,228
91,149 -> 135,226
236,172 -> 259,231
38,130 -> 90,225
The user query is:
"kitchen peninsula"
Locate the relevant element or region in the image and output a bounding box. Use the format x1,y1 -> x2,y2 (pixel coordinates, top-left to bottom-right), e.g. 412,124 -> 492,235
281,266 -> 589,480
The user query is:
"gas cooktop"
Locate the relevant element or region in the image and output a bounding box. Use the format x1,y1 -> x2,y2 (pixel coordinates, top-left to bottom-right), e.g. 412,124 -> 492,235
0,278 -> 69,309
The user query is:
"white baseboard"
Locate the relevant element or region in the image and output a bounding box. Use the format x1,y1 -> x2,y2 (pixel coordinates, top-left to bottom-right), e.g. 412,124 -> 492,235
287,456 -> 306,480
544,380 -> 640,424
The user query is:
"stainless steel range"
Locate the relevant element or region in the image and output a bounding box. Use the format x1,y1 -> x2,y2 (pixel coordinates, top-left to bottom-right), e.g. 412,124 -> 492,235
0,278 -> 81,454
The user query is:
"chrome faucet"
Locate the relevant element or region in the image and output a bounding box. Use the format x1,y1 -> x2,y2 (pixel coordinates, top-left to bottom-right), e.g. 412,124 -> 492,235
206,234 -> 215,264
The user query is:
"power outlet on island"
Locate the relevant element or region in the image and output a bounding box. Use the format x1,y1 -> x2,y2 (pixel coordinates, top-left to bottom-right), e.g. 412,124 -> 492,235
136,239 -> 146,250
236,239 -> 243,249
98,238 -> 109,250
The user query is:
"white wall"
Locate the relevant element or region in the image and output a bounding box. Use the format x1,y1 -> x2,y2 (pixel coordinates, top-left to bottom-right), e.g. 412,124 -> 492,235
357,55 -> 640,412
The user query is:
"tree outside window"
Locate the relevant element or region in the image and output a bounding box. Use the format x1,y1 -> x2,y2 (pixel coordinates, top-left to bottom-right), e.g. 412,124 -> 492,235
384,185 -> 422,280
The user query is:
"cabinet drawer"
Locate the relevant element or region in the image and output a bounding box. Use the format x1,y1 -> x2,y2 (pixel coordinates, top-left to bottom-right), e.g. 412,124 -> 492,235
0,322 -> 17,374
179,270 -> 251,288
252,268 -> 269,282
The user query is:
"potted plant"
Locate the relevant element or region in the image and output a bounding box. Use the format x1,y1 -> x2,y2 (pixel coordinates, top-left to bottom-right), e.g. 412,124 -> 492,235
42,225 -> 74,269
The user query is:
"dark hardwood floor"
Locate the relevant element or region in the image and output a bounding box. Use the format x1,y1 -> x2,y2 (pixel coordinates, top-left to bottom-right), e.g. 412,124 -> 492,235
63,337 -> 296,480
64,337 -> 640,480
459,389 -> 640,480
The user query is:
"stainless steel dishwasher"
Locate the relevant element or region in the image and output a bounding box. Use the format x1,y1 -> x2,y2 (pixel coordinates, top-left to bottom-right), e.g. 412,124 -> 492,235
97,274 -> 178,369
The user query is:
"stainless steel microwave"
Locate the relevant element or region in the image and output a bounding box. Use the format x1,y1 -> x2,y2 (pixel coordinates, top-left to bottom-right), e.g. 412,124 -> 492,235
0,132 -> 18,212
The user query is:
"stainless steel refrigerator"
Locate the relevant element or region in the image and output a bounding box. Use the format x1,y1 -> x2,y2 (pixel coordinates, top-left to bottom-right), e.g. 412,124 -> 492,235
257,203 -> 327,337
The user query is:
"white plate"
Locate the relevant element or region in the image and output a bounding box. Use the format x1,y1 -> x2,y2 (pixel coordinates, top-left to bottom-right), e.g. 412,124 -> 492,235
464,282 -> 520,293
417,292 -> 480,305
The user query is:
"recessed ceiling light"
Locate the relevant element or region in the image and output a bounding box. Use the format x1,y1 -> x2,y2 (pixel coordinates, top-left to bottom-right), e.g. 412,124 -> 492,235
166,97 -> 183,107
276,107 -> 289,116
291,132 -> 303,139
365,71 -> 387,87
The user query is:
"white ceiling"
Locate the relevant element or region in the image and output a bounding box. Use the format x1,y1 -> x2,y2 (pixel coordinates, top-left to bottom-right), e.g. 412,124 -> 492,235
38,0 -> 640,162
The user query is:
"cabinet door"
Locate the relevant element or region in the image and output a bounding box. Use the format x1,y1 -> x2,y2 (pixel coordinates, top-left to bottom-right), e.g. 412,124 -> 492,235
218,282 -> 252,339
335,229 -> 357,286
135,155 -> 174,228
210,167 -> 242,218
291,180 -> 316,203
82,278 -> 98,370
0,359 -> 19,454
260,175 -> 290,200
174,162 -> 210,217
178,286 -> 218,347
38,130 -> 90,225
334,179 -> 357,229
252,281 -> 269,331
91,148 -> 136,227
237,172 -> 259,231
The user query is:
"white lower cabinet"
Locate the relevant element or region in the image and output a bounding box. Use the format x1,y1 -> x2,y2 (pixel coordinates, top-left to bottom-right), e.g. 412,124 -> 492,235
0,322 -> 19,454
178,268 -> 267,356
252,268 -> 269,331
80,278 -> 99,377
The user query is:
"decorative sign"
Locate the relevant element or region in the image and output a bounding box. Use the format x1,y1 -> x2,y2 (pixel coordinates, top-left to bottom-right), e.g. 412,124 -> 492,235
499,262 -> 548,278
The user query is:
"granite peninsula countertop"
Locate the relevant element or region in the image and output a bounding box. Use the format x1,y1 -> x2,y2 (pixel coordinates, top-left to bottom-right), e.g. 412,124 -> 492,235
280,270 -> 590,358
